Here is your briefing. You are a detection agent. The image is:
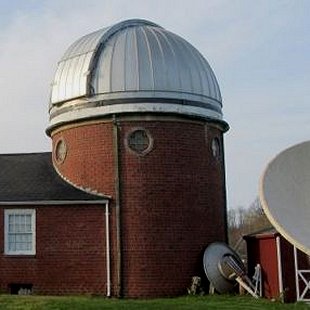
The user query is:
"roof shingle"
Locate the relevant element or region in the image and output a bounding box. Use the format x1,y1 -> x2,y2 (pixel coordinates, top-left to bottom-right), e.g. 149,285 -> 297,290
0,152 -> 108,203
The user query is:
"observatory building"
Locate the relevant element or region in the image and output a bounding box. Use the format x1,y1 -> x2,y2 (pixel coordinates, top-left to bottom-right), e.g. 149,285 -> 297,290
0,19 -> 228,297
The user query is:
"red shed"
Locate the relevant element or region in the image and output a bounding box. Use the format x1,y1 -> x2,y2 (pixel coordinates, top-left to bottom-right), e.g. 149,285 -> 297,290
244,228 -> 310,303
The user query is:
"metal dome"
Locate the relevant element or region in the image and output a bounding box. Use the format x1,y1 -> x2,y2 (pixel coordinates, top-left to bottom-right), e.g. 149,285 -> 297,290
48,19 -> 227,133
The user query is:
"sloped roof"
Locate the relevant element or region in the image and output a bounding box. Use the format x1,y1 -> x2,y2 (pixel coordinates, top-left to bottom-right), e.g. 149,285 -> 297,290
0,152 -> 108,203
243,227 -> 277,239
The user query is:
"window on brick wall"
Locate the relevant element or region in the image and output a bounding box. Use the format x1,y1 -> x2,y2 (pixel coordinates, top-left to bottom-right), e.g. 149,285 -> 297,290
126,128 -> 153,155
54,138 -> 67,164
4,209 -> 36,255
211,137 -> 221,160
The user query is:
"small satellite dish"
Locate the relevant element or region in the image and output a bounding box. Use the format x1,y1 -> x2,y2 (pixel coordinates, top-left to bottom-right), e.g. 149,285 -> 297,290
260,141 -> 310,256
203,242 -> 259,298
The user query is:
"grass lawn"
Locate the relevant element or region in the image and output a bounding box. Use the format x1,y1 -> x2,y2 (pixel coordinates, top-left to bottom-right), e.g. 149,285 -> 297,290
0,295 -> 308,310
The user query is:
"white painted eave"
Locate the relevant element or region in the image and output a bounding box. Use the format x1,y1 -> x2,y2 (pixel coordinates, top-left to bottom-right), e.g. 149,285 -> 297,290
0,200 -> 109,206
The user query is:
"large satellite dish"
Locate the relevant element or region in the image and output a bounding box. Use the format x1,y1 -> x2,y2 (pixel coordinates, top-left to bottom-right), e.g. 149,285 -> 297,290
260,141 -> 310,256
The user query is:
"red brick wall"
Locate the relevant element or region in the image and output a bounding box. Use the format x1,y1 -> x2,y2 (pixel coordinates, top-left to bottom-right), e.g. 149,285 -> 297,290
0,205 -> 107,295
53,122 -> 115,196
52,117 -> 227,297
119,121 -> 226,297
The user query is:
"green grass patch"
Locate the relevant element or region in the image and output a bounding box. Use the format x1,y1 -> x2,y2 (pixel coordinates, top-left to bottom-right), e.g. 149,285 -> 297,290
0,294 -> 308,310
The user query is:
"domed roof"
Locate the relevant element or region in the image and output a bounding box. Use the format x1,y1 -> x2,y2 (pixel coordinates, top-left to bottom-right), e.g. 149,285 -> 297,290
47,19 -> 227,133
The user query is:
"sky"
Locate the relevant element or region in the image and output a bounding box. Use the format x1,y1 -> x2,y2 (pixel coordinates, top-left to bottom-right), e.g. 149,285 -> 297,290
0,0 -> 309,210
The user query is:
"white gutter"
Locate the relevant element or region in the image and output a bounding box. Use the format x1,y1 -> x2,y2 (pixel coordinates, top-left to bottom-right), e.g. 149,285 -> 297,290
0,200 -> 109,206
276,236 -> 284,299
105,201 -> 111,297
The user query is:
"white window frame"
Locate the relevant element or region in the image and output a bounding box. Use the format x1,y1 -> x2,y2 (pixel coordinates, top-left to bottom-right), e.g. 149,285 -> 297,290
4,209 -> 36,255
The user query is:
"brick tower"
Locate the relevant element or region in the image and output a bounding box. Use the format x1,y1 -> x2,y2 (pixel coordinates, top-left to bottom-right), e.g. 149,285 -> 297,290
47,19 -> 229,297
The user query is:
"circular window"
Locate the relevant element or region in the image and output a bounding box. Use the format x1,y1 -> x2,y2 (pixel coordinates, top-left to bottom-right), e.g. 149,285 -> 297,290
211,138 -> 221,159
55,138 -> 67,163
127,129 -> 153,155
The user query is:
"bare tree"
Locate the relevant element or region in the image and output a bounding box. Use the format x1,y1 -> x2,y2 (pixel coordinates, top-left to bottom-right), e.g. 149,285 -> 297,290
227,197 -> 271,257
